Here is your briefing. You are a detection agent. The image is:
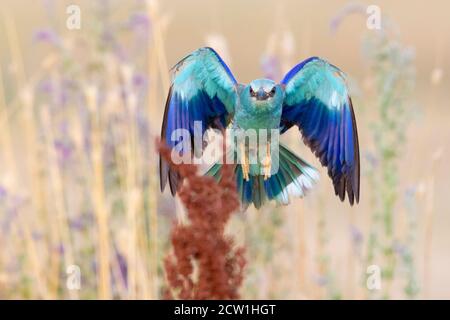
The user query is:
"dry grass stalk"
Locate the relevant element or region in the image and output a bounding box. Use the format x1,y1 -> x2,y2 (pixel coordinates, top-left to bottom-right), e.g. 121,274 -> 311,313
85,85 -> 111,299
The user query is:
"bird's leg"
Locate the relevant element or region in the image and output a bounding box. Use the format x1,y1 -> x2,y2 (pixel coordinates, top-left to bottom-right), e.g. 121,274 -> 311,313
262,141 -> 272,180
240,143 -> 250,181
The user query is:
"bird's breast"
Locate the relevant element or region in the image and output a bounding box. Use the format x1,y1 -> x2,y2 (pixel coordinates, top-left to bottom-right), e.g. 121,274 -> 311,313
234,102 -> 282,131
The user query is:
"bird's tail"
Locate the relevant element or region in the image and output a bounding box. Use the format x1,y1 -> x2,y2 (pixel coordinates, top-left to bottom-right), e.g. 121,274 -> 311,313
205,143 -> 319,209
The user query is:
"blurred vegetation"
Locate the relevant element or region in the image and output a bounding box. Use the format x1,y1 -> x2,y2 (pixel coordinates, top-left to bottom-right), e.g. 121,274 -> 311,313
0,1 -> 444,299
363,22 -> 418,299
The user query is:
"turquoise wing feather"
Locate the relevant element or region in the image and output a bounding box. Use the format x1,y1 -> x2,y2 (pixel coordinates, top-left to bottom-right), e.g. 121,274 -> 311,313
281,57 -> 360,205
160,47 -> 238,195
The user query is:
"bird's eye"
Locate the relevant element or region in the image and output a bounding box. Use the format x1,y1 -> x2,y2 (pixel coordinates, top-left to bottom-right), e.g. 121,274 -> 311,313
269,87 -> 276,97
249,87 -> 255,97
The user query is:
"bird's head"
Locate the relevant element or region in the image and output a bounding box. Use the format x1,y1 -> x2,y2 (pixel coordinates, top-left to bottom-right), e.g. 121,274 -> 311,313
240,79 -> 284,112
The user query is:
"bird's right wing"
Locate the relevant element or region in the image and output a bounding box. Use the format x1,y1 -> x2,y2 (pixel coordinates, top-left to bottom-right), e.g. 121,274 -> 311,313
160,47 -> 238,195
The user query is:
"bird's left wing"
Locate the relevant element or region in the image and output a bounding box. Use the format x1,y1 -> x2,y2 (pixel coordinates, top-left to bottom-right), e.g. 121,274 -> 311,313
280,57 -> 360,205
160,47 -> 238,195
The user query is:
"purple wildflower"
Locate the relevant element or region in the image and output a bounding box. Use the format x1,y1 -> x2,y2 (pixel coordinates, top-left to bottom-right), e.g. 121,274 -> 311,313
128,12 -> 150,31
0,185 -> 7,200
54,243 -> 65,255
38,79 -> 54,95
404,186 -> 417,201
69,212 -> 94,231
260,55 -> 282,81
393,240 -> 407,258
54,140 -> 74,164
313,274 -> 329,287
132,72 -> 148,90
365,151 -> 379,168
350,224 -> 363,246
330,3 -> 366,34
33,28 -> 60,46
115,248 -> 128,288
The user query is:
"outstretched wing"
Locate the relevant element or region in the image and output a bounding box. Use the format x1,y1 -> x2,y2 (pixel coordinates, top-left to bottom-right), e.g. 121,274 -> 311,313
160,47 -> 238,195
280,57 -> 360,205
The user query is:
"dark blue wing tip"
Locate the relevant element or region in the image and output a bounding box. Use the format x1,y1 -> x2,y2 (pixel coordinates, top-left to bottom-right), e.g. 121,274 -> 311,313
281,56 -> 320,84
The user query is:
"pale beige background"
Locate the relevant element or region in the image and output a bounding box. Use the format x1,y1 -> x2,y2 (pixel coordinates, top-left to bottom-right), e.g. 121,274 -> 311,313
1,0 -> 449,298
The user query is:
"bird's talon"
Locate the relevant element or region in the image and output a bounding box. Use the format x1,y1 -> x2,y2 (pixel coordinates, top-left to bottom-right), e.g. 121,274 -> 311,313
262,143 -> 271,180
243,163 -> 250,181
262,159 -> 271,180
241,144 -> 250,181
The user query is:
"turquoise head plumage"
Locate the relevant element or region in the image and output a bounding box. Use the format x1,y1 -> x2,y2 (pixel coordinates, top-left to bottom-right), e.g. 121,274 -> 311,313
235,79 -> 284,131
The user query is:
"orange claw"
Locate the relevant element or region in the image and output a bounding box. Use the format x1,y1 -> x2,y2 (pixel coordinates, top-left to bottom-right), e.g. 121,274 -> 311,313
240,143 -> 250,181
262,142 -> 271,180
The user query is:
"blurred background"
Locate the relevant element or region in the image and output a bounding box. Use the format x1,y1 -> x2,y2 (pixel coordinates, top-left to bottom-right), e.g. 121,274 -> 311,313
0,0 -> 448,299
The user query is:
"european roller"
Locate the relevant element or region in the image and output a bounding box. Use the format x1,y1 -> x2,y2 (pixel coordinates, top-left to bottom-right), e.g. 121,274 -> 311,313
160,47 -> 360,209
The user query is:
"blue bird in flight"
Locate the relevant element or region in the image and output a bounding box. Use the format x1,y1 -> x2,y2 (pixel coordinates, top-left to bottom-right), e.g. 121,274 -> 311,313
160,47 -> 360,209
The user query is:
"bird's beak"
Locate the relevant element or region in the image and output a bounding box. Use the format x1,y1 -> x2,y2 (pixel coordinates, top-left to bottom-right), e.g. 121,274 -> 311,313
256,88 -> 269,101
